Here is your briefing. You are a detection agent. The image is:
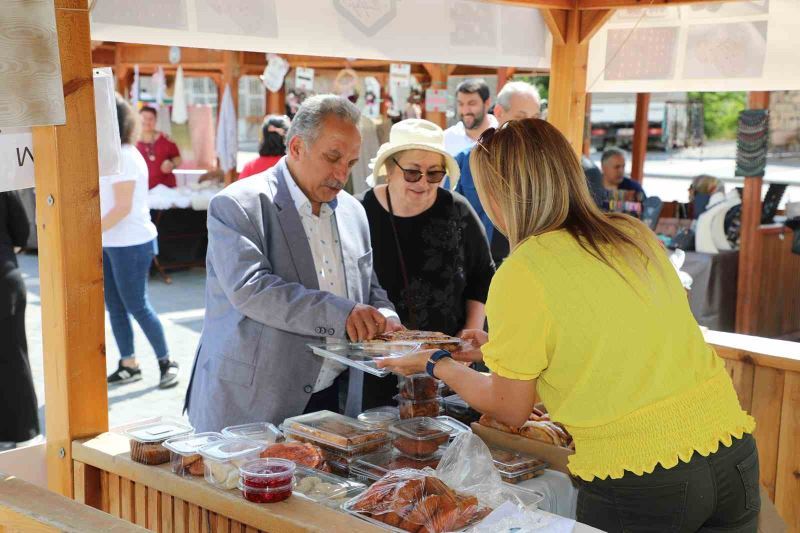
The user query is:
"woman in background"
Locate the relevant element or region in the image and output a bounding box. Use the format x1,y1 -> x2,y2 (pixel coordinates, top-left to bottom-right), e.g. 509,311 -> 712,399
239,115 -> 290,179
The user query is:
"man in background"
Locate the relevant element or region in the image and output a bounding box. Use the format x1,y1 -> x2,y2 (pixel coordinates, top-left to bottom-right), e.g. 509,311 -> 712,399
601,147 -> 646,196
443,78 -> 498,157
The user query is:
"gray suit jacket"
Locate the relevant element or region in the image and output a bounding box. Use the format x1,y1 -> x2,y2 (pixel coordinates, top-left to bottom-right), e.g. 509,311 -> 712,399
185,158 -> 394,432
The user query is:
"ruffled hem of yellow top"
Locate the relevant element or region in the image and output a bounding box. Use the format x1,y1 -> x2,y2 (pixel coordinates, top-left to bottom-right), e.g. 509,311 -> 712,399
567,367 -> 756,482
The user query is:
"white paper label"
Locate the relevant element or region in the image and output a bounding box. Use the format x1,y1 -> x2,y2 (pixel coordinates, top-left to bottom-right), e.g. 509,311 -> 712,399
0,127 -> 35,193
295,67 -> 315,91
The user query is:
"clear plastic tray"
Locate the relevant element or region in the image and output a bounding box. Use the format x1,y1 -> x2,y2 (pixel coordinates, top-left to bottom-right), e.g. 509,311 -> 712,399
124,418 -> 194,465
293,466 -> 366,509
397,374 -> 440,400
488,446 -> 548,484
283,428 -> 390,459
163,432 -> 224,477
394,395 -> 443,419
349,449 -> 443,484
441,394 -> 481,424
199,438 -> 268,489
389,417 -> 452,459
221,422 -> 283,444
308,342 -> 419,377
282,411 -> 389,456
357,407 -> 400,430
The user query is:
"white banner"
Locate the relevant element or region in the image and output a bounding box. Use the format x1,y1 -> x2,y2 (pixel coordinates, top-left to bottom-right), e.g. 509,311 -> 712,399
90,0 -> 549,69
587,0 -> 800,92
0,128 -> 35,192
262,54 -> 290,93
390,63 -> 411,88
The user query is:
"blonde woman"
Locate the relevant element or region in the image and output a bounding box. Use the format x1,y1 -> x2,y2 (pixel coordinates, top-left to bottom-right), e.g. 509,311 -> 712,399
378,119 -> 758,532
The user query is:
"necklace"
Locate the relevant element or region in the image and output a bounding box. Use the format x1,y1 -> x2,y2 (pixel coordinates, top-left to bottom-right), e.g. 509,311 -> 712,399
141,134 -> 157,161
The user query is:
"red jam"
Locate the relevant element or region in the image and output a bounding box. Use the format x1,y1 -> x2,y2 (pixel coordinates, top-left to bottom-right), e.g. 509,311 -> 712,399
241,464 -> 294,489
240,485 -> 292,504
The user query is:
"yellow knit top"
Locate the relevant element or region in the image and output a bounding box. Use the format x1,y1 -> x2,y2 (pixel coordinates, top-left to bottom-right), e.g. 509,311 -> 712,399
482,229 -> 754,481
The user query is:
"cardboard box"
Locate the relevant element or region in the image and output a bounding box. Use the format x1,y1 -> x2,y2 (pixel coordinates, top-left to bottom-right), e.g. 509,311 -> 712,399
471,422 -> 574,475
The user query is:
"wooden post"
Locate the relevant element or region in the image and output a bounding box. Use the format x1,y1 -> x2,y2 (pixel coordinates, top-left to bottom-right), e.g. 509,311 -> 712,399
496,67 -> 516,92
32,0 -> 108,497
583,93 -> 592,156
221,50 -> 240,184
545,8 -> 612,154
735,92 -> 770,334
630,92 -> 650,183
266,86 -> 285,115
422,64 -> 454,129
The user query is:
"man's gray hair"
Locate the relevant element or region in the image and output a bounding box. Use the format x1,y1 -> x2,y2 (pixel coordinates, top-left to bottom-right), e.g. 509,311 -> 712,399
495,81 -> 541,111
286,94 -> 361,147
601,147 -> 627,164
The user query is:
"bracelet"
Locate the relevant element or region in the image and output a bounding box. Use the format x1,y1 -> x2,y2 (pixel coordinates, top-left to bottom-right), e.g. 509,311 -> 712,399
426,350 -> 453,378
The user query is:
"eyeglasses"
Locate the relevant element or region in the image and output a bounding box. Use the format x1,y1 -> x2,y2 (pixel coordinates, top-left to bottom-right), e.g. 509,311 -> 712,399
391,157 -> 447,184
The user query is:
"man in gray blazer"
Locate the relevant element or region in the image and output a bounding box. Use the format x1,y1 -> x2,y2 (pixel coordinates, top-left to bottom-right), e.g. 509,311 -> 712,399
185,95 -> 401,432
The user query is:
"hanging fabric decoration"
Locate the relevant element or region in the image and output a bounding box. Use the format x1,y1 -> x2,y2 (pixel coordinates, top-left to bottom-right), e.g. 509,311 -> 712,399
215,84 -> 238,172
154,66 -> 167,106
735,110 -> 769,177
171,66 -> 188,124
131,64 -> 140,107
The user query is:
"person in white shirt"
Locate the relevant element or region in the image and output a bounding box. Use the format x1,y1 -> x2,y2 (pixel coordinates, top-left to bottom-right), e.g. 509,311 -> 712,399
102,94 -> 177,389
442,78 -> 498,156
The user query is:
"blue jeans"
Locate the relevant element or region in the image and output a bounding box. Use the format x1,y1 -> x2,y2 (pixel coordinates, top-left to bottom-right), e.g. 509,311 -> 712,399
103,239 -> 168,361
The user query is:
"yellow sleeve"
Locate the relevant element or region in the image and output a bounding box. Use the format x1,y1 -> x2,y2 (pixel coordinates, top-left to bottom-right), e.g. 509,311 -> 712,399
482,256 -> 551,381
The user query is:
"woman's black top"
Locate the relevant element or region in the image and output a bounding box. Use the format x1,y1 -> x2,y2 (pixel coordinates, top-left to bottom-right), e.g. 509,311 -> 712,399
0,191 -> 29,275
360,188 -> 494,336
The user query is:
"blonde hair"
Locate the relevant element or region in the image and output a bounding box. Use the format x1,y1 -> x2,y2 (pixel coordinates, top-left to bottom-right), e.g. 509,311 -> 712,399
470,118 -> 662,282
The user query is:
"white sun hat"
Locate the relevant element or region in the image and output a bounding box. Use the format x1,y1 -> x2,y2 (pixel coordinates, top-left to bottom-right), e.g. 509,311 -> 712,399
366,118 -> 460,189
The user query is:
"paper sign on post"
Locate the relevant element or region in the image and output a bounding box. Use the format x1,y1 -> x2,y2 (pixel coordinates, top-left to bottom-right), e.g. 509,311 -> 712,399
0,127 -> 35,192
390,63 -> 411,88
425,89 -> 449,113
295,67 -> 315,92
262,54 -> 290,93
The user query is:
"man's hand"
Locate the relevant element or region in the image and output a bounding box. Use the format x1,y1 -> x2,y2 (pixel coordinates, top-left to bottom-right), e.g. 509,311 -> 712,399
346,304 -> 387,342
160,159 -> 175,173
384,317 -> 405,333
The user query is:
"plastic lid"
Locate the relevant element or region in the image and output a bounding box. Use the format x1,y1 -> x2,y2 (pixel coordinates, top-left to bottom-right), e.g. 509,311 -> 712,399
489,447 -> 548,474
441,394 -> 468,408
434,416 -> 471,437
239,458 -> 296,479
350,449 -> 443,481
389,417 -> 452,441
163,432 -> 223,456
357,407 -> 400,427
222,422 -> 283,443
125,419 -> 193,443
293,466 -> 365,501
282,411 -> 388,450
199,438 -> 267,462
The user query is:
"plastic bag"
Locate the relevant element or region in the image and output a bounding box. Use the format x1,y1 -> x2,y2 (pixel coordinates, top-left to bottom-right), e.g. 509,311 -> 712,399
669,248 -> 694,291
347,468 -> 489,532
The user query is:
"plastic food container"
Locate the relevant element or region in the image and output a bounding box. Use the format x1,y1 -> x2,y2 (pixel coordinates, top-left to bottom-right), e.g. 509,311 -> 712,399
282,411 -> 390,458
435,415 -> 472,440
163,432 -> 223,476
293,466 -> 366,509
125,419 -> 194,465
389,417 -> 452,459
397,374 -> 440,400
349,450 -> 443,485
441,394 -> 481,424
221,422 -> 284,444
489,446 -> 548,484
395,395 -> 442,419
238,458 -> 295,503
199,438 -> 267,489
357,407 -> 400,430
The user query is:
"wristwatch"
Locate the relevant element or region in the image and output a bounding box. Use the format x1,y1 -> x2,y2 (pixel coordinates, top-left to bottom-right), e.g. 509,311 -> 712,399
426,350 -> 453,378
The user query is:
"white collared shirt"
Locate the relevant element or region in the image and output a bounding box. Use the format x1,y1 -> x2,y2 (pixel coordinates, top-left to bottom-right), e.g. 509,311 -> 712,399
443,114 -> 499,156
283,163 -> 350,393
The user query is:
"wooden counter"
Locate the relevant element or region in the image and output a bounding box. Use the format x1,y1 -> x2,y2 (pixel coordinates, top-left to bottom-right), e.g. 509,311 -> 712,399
72,433 -> 380,533
707,331 -> 800,532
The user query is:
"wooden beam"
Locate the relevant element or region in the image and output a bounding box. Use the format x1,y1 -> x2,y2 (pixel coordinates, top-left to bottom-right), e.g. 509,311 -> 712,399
579,9 -> 613,43
32,0 -> 108,498
486,0 -> 576,8
546,9 -> 590,154
267,86 -> 286,115
541,9 -> 568,46
748,91 -> 771,110
582,93 -> 592,156
630,92 -> 650,182
422,64 -> 455,129
497,67 -> 517,91
577,0 -> 732,8
221,50 -> 240,185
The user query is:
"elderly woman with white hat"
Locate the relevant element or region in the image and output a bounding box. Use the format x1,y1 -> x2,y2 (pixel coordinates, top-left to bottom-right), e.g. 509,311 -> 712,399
359,119 -> 495,409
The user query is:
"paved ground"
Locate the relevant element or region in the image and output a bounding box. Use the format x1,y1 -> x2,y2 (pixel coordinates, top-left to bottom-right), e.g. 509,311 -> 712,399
22,143 -> 800,438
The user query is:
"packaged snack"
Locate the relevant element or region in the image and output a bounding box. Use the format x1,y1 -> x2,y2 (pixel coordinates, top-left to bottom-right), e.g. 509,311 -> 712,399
163,432 -> 223,476
441,394 -> 481,425
125,418 -> 193,465
293,466 -> 366,509
397,374 -> 439,401
358,407 -> 400,430
395,395 -> 442,419
260,441 -> 327,470
343,469 -> 490,532
282,411 -> 390,458
238,458 -> 295,504
390,417 -> 452,459
221,422 -> 283,444
488,446 -> 548,484
199,438 -> 267,490
350,450 -> 443,485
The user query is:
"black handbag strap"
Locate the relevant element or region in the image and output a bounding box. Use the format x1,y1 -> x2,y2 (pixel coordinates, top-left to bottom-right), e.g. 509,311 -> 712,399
385,188 -> 418,329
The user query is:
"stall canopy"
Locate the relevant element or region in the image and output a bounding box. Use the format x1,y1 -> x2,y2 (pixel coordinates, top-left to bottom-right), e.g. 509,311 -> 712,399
588,0 -> 800,93
90,0 -> 550,69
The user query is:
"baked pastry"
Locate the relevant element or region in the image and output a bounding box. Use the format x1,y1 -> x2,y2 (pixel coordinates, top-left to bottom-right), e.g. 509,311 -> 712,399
398,374 -> 439,401
130,440 -> 171,465
393,430 -> 448,458
398,400 -> 441,419
478,415 -> 521,435
368,330 -> 463,352
284,412 -> 387,449
261,442 -> 326,470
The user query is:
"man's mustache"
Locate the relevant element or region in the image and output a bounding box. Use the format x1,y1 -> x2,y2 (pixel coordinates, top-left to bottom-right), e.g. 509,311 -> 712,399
323,179 -> 344,190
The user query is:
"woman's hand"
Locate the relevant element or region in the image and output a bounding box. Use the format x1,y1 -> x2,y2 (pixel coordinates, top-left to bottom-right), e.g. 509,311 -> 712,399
451,329 -> 488,363
375,349 -> 436,376
459,329 -> 488,347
